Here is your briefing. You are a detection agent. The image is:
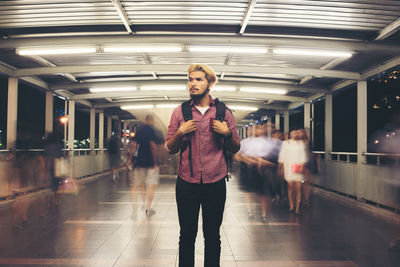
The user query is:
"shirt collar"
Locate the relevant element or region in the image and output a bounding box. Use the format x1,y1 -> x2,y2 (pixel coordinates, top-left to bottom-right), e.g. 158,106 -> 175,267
189,95 -> 215,106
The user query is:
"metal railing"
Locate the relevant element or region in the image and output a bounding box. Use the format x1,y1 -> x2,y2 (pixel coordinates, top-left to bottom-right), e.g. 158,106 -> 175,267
363,152 -> 400,166
312,150 -> 400,211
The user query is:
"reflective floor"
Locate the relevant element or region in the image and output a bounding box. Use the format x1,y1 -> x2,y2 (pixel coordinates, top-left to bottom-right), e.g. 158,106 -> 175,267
0,170 -> 399,267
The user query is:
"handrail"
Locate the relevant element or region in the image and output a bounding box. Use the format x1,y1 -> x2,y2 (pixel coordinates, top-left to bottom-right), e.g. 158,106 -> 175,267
363,152 -> 400,157
330,152 -> 358,155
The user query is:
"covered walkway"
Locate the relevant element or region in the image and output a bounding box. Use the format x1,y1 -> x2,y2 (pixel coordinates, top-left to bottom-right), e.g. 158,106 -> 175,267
0,169 -> 399,267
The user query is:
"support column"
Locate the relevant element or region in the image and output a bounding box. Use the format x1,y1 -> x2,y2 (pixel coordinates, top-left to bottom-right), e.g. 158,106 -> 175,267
325,94 -> 333,157
304,102 -> 311,139
64,100 -> 67,149
68,100 -> 75,151
275,113 -> 280,131
90,108 -> 95,150
123,122 -> 128,144
311,102 -> 315,149
45,91 -> 53,136
99,112 -> 104,150
284,110 -> 289,134
357,81 -> 367,200
107,116 -> 112,140
7,78 -> 18,150
117,120 -> 121,135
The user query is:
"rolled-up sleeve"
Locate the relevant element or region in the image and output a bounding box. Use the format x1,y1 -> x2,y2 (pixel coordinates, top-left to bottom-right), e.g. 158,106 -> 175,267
224,109 -> 239,140
166,107 -> 181,142
165,106 -> 181,153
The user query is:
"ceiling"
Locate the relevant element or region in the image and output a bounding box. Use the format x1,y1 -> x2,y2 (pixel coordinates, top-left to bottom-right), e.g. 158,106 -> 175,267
0,0 -> 400,127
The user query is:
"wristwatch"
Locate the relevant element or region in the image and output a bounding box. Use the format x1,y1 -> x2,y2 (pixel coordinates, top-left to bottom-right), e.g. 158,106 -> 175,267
224,131 -> 232,140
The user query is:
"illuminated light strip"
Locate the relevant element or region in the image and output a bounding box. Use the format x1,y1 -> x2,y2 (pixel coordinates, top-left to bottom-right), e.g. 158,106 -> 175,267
155,104 -> 180,108
188,45 -> 267,54
104,46 -> 182,53
227,105 -> 258,111
89,87 -> 136,93
16,47 -> 96,55
140,85 -> 186,91
240,87 -> 288,95
273,49 -> 352,58
121,105 -> 154,110
213,85 -> 236,92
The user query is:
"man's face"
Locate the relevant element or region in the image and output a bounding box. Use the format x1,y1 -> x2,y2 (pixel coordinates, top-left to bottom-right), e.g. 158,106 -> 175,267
188,71 -> 211,100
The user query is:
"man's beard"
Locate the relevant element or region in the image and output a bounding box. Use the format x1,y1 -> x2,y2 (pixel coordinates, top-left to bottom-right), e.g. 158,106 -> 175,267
190,87 -> 210,101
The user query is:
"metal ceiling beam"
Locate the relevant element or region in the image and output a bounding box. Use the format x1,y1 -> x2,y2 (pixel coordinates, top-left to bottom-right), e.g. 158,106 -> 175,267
375,18 -> 400,41
330,56 -> 400,92
361,56 -> 400,80
0,62 -> 15,76
55,90 -> 92,107
239,0 -> 257,35
70,90 -> 305,102
29,55 -> 78,82
52,80 -> 327,94
2,35 -> 400,54
299,57 -> 350,85
0,60 -> 49,89
111,0 -> 133,34
14,64 -> 361,80
19,76 -> 49,90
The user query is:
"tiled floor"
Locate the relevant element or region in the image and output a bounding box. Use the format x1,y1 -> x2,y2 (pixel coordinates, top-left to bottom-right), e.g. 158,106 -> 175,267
0,170 -> 399,267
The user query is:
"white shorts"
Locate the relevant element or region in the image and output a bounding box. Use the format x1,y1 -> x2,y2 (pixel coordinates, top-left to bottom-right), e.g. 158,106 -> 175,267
129,167 -> 159,186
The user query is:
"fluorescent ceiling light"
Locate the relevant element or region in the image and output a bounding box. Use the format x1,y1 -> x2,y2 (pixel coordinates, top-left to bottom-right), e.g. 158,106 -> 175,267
273,49 -> 352,58
140,85 -> 186,91
227,105 -> 258,111
188,45 -> 267,54
155,104 -> 180,108
89,87 -> 137,93
104,46 -> 182,53
240,87 -> 287,95
16,47 -> 96,55
121,105 -> 154,110
213,85 -> 236,92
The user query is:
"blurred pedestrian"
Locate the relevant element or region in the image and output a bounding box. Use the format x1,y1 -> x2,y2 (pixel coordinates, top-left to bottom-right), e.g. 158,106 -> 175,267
108,132 -> 122,183
278,130 -> 307,215
128,115 -> 160,216
43,133 -> 63,207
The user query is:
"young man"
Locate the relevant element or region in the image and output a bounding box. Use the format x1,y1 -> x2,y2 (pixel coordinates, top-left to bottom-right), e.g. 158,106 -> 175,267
165,64 -> 240,267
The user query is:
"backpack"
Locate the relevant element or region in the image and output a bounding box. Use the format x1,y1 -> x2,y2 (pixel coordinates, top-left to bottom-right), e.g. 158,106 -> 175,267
180,98 -> 231,180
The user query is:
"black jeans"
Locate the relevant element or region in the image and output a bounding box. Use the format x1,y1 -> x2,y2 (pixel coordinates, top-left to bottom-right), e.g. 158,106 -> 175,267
176,176 -> 226,267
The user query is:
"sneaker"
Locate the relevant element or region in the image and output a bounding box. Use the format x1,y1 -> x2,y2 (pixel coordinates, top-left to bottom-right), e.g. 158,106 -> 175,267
247,212 -> 254,219
261,216 -> 268,223
145,209 -> 156,216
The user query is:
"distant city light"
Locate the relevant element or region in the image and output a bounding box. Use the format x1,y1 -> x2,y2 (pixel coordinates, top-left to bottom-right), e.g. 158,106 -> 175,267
60,116 -> 68,124
372,104 -> 380,109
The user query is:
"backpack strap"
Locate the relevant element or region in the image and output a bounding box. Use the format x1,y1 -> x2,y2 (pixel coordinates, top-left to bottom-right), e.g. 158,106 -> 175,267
180,100 -> 194,177
181,100 -> 192,122
214,98 -> 226,122
214,98 -> 232,181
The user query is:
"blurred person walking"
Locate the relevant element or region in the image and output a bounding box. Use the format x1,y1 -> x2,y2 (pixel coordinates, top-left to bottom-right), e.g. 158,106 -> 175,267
127,115 -> 161,216
107,132 -> 122,183
234,125 -> 260,219
43,134 -> 64,207
278,130 -> 308,215
166,64 -> 240,267
297,128 -> 317,207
